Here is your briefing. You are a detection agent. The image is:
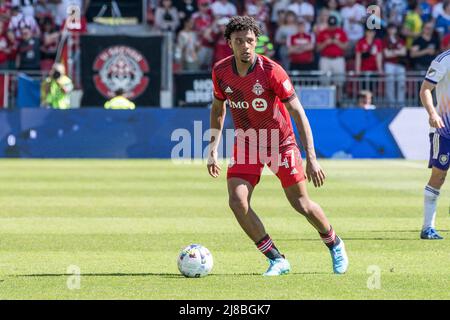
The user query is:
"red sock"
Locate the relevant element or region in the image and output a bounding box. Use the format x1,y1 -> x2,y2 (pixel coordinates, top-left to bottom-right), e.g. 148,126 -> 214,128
256,234 -> 283,260
319,226 -> 340,249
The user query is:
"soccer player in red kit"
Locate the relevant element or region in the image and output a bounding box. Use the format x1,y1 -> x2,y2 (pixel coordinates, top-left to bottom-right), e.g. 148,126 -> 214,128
207,16 -> 349,276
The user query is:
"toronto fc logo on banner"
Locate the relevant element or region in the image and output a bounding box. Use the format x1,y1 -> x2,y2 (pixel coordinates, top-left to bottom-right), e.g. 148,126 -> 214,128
93,46 -> 150,99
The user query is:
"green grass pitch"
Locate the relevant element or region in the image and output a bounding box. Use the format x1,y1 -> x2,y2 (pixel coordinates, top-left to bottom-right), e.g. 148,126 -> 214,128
0,159 -> 448,300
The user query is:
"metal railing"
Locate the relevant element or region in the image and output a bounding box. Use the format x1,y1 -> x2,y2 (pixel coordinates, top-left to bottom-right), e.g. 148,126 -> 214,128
289,70 -> 427,108
1,69 -> 428,109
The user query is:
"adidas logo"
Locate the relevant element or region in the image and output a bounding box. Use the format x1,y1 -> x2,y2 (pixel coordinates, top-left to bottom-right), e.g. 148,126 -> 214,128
290,168 -> 298,175
225,86 -> 233,94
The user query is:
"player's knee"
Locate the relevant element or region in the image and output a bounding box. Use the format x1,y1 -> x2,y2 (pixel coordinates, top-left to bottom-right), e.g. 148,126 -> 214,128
229,196 -> 249,215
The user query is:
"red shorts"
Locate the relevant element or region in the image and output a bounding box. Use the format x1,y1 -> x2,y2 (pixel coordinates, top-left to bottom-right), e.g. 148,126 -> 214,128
227,143 -> 306,188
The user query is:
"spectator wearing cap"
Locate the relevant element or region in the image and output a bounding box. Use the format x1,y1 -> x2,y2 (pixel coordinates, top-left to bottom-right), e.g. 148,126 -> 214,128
154,0 -> 180,33
317,15 -> 348,78
192,0 -> 214,70
287,19 -> 314,71
210,0 -> 237,18
402,0 -> 423,48
435,2 -> 450,36
287,0 -> 314,33
274,10 -> 299,70
410,21 -> 440,70
340,0 -> 366,52
383,23 -> 407,106
355,27 -> 383,75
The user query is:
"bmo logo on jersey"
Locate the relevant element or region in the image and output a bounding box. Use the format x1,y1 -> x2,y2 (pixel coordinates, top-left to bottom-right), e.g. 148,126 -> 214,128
252,98 -> 268,112
228,100 -> 250,109
228,98 -> 268,112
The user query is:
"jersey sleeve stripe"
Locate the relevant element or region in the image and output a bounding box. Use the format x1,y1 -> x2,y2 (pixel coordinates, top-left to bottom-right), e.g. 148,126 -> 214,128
424,77 -> 438,85
214,94 -> 227,101
281,93 -> 297,103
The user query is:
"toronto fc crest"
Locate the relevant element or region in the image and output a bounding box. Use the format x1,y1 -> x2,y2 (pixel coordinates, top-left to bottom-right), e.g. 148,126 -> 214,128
252,81 -> 264,96
93,46 -> 150,99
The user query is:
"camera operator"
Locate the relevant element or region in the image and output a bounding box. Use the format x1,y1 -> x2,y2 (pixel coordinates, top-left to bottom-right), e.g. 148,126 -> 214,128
41,63 -> 73,109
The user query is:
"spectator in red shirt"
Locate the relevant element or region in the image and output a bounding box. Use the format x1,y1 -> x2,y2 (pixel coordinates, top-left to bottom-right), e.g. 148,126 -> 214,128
441,32 -> 450,51
355,27 -> 383,74
192,0 -> 214,70
383,23 -> 407,106
0,0 -> 11,30
287,19 -> 315,71
0,21 -> 10,69
207,17 -> 232,64
317,15 -> 348,80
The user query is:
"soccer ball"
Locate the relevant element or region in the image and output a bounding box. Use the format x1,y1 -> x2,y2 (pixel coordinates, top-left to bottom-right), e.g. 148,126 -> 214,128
177,244 -> 213,278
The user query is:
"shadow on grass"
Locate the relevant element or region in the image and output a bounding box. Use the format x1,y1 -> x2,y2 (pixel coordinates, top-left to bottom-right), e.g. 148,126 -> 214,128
12,272 -> 328,278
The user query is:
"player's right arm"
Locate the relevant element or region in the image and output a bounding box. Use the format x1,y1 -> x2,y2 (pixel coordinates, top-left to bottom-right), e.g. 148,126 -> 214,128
420,59 -> 446,129
207,67 -> 227,178
207,97 -> 226,178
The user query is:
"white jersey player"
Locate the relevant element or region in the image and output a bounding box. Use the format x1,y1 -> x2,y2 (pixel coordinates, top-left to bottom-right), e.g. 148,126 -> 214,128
418,49 -> 450,239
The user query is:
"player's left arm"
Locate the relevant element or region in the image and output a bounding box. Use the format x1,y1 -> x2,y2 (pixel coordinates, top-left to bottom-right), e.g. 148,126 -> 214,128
284,97 -> 326,188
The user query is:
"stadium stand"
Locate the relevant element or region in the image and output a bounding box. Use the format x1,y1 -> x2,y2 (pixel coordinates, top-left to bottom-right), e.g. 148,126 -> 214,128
0,0 -> 449,108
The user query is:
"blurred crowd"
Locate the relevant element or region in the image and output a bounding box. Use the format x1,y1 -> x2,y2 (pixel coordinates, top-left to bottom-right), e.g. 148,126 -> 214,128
147,0 -> 450,74
0,0 -> 88,72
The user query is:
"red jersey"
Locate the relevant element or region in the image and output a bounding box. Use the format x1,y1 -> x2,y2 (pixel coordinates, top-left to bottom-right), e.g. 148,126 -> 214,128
212,54 -> 297,150
382,36 -> 406,64
212,32 -> 232,64
0,34 -> 8,64
288,32 -> 314,64
356,38 -> 383,71
317,28 -> 348,58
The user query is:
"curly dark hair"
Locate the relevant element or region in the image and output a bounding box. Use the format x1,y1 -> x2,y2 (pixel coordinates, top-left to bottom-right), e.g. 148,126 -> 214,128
224,16 -> 262,40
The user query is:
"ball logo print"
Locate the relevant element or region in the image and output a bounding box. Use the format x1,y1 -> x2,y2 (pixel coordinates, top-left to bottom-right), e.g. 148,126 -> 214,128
93,46 -> 150,99
252,98 -> 268,112
177,244 -> 213,278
